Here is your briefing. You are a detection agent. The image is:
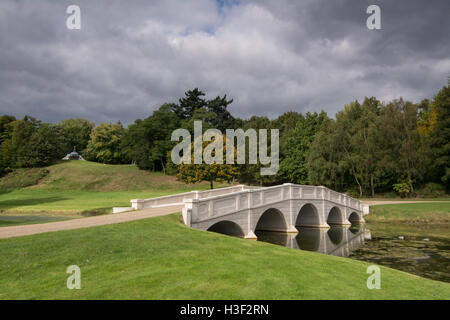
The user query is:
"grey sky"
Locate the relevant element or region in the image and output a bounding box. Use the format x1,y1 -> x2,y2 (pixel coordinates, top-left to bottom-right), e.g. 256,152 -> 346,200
0,0 -> 449,125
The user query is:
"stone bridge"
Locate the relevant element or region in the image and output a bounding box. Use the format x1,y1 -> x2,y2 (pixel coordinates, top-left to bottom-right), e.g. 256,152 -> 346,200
131,184 -> 368,240
182,184 -> 367,239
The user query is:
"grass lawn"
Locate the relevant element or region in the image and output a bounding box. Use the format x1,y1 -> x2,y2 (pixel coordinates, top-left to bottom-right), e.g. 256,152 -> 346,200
367,222 -> 450,240
361,197 -> 450,201
0,189 -> 190,214
0,161 -> 231,223
0,214 -> 448,300
366,203 -> 450,224
0,216 -> 70,227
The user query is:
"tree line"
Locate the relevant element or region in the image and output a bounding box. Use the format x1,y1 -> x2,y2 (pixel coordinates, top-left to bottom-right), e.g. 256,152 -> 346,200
0,86 -> 448,196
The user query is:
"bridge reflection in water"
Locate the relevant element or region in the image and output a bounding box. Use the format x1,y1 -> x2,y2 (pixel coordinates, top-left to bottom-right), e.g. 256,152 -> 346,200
256,225 -> 371,258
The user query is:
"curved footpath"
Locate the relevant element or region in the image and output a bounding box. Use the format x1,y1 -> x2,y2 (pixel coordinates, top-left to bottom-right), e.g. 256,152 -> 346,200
0,205 -> 183,239
0,201 -> 448,239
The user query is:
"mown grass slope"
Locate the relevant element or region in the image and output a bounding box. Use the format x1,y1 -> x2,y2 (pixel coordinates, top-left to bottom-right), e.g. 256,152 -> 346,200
0,214 -> 448,300
0,161 -> 217,192
367,203 -> 450,224
0,161 -> 229,220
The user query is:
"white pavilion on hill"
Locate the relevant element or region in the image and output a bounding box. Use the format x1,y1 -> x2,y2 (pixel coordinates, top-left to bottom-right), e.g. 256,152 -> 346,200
62,149 -> 85,161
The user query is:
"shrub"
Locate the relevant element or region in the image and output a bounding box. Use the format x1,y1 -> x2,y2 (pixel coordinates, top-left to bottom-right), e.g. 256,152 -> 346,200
417,183 -> 446,198
393,182 -> 411,198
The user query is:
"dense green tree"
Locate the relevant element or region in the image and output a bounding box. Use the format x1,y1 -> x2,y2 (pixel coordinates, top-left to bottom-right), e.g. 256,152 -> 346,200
121,118 -> 148,167
85,122 -> 125,164
171,88 -> 236,131
338,98 -> 382,197
181,107 -> 217,134
427,86 -> 450,189
242,116 -> 271,131
146,105 -> 181,172
122,104 -> 180,171
0,115 -> 16,173
171,88 -> 207,120
58,118 -> 94,154
307,118 -> 347,191
0,115 -> 16,143
279,111 -> 328,184
378,99 -> 426,194
272,111 -> 304,139
0,117 -> 63,170
308,97 -> 428,196
238,116 -> 278,186
20,124 -> 65,167
3,117 -> 40,168
206,95 -> 235,131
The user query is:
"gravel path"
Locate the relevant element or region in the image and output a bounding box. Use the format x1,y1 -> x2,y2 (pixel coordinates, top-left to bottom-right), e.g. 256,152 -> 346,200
0,205 -> 184,239
1,200 -> 448,240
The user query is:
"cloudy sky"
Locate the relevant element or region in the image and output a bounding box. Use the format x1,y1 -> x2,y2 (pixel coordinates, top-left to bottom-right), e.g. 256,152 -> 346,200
0,0 -> 449,125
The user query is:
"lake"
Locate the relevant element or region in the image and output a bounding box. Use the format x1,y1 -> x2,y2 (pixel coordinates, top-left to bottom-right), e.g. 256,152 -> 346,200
256,223 -> 450,283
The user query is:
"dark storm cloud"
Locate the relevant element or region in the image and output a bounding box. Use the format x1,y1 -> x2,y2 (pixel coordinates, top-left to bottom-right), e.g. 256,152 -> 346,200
0,0 -> 448,125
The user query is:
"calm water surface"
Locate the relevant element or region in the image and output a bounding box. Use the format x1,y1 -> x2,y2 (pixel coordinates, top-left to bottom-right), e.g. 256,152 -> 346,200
256,224 -> 450,283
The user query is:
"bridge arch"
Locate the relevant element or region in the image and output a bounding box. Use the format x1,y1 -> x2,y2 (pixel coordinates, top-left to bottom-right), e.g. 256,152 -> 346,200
296,203 -> 320,227
349,225 -> 361,235
255,208 -> 287,232
207,221 -> 245,238
327,207 -> 343,225
327,227 -> 344,245
296,228 -> 321,251
348,212 -> 362,225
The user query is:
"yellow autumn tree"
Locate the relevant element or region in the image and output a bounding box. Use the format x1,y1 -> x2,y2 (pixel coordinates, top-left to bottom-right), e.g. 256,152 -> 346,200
418,102 -> 438,138
177,134 -> 239,189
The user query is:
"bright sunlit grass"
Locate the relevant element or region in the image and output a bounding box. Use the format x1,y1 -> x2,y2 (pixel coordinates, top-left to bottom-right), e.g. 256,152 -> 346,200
0,214 -> 448,300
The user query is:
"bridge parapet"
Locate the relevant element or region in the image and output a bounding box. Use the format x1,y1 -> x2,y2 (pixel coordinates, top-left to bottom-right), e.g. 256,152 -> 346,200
129,183 -> 365,237
182,183 -> 364,230
130,185 -> 247,210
